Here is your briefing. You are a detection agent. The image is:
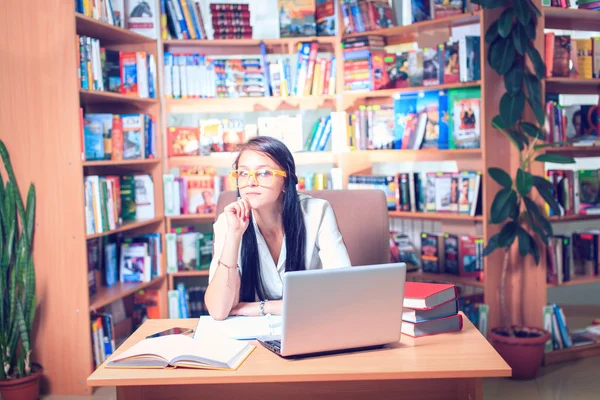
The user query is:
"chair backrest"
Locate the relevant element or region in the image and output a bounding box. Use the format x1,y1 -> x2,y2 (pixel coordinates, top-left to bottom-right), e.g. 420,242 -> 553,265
215,190 -> 390,266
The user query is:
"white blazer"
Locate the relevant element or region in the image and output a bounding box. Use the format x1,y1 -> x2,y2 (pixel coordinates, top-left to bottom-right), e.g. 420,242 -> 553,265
208,193 -> 352,299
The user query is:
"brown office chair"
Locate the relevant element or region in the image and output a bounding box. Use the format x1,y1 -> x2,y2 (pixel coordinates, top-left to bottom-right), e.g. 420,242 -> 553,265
215,190 -> 390,266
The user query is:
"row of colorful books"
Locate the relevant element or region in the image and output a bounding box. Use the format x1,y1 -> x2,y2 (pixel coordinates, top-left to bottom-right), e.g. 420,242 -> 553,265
84,174 -> 155,235
168,282 -> 209,318
166,226 -> 213,272
81,112 -> 157,162
350,170 -> 482,216
343,35 -> 481,93
77,36 -> 157,98
394,0 -> 481,26
546,169 -> 600,217
547,231 -> 600,286
545,33 -> 600,79
545,101 -> 599,144
390,231 -> 484,278
348,87 -> 481,151
162,167 -> 333,217
167,114 -> 325,157
76,0 -> 126,29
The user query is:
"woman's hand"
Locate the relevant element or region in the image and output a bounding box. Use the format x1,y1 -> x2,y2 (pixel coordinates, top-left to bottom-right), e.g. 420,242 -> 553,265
224,197 -> 251,236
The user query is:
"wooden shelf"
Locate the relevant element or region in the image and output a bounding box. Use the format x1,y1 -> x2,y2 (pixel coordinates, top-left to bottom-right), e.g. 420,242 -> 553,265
343,12 -> 480,42
169,270 -> 210,278
75,13 -> 155,44
344,81 -> 481,100
543,341 -> 600,366
167,214 -> 216,224
164,95 -> 336,113
85,217 -> 163,239
549,214 -> 600,223
79,89 -> 159,105
545,77 -> 600,95
82,158 -> 160,167
163,36 -> 338,48
168,151 -> 336,168
544,7 -> 600,32
389,211 -> 483,222
407,271 -> 484,288
352,148 -> 482,163
89,276 -> 166,311
548,275 -> 600,288
544,146 -> 600,157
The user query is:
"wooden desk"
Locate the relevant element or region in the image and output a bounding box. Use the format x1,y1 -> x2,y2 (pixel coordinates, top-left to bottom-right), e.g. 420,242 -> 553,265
88,313 -> 510,400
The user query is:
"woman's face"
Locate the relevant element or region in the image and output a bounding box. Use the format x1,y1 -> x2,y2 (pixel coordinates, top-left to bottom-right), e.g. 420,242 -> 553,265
236,150 -> 286,210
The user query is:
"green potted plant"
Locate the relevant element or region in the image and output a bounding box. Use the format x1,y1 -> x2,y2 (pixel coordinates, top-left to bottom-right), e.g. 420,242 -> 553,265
473,0 -> 576,379
0,140 -> 41,400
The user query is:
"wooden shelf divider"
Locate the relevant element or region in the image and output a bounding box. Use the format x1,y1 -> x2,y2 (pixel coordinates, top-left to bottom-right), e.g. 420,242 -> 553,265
89,276 -> 166,311
82,158 -> 161,167
547,275 -> 600,288
549,214 -> 600,223
167,214 -> 216,224
344,81 -> 481,100
85,217 -> 163,240
543,341 -> 600,366
544,6 -> 600,32
75,13 -> 155,44
169,270 -> 210,278
545,77 -> 600,95
389,211 -> 483,222
407,271 -> 484,288
79,89 -> 159,105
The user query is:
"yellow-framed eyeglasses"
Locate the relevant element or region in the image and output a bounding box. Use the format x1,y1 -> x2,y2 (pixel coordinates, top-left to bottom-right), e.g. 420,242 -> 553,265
229,169 -> 288,188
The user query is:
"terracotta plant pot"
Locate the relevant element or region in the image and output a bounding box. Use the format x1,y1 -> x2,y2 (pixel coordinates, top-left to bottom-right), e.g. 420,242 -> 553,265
489,327 -> 550,380
0,364 -> 43,400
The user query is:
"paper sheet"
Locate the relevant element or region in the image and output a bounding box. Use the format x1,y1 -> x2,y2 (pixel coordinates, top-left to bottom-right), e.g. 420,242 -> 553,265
193,315 -> 283,340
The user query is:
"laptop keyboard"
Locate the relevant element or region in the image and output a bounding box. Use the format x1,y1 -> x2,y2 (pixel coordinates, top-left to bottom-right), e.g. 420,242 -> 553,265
262,340 -> 281,354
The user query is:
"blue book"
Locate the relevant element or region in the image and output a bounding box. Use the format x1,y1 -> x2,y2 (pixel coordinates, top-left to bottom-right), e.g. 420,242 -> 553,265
177,283 -> 189,319
393,93 -> 419,149
437,90 -> 450,149
553,304 -> 573,348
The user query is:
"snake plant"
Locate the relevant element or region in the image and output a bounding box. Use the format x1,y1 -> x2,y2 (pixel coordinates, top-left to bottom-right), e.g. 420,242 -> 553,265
0,140 -> 36,380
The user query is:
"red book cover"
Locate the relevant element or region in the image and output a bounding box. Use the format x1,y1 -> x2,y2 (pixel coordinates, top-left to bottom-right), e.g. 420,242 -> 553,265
403,282 -> 457,310
458,235 -> 481,278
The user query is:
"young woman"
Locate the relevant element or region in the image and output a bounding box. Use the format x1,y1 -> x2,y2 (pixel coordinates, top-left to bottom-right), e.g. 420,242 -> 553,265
205,137 -> 351,320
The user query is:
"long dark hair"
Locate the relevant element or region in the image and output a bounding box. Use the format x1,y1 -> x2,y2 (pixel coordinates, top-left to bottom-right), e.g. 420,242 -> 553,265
234,137 -> 306,302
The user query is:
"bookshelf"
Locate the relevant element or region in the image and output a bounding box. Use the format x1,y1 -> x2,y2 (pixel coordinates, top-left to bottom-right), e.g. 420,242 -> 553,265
3,1 -> 598,395
545,77 -> 600,95
407,271 -> 485,289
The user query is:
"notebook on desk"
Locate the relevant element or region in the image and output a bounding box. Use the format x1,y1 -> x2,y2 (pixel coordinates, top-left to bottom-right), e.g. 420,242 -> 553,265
105,333 -> 255,371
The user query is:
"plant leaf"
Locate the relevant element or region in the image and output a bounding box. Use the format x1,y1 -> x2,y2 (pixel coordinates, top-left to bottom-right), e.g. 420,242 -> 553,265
490,37 -> 516,75
486,20 -> 500,44
517,168 -> 533,196
529,235 -> 540,264
533,176 -> 562,216
524,196 -> 553,236
498,8 -> 514,38
524,73 -> 541,105
488,167 -> 513,188
517,227 -> 531,257
527,47 -> 546,79
514,0 -> 532,25
483,233 -> 500,257
504,63 -> 524,95
509,128 -> 530,149
492,114 -> 508,129
512,23 -> 529,55
498,221 -> 519,247
534,154 -> 577,164
527,97 -> 546,126
500,91 -> 526,126
491,188 -> 517,224
527,0 -> 542,17
520,121 -> 545,139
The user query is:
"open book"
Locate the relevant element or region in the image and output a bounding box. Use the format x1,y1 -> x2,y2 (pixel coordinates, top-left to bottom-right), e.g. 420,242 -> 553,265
106,333 -> 254,370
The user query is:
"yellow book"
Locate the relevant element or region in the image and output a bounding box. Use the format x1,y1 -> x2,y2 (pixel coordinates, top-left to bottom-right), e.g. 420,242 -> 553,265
575,39 -> 593,79
180,0 -> 197,39
311,62 -> 322,96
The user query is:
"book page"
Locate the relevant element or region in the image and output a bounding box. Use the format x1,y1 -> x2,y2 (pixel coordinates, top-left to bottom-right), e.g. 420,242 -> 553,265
194,315 -> 283,340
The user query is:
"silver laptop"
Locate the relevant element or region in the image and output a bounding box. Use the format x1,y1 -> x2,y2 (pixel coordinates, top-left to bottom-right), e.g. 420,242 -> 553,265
257,263 -> 406,358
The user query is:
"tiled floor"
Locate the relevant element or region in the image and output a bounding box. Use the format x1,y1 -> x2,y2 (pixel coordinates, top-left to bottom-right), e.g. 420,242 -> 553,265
42,356 -> 600,399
